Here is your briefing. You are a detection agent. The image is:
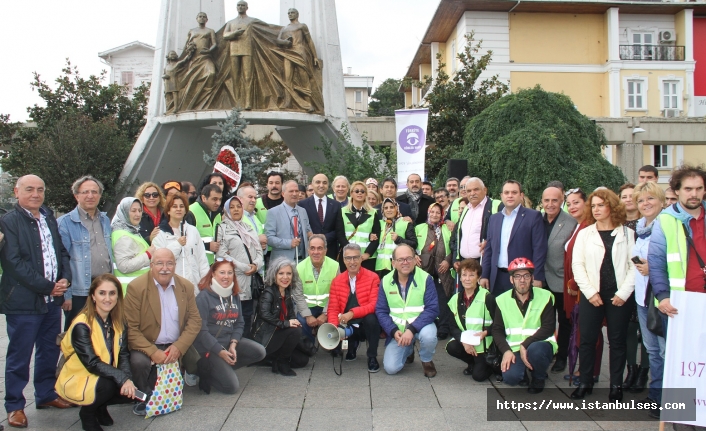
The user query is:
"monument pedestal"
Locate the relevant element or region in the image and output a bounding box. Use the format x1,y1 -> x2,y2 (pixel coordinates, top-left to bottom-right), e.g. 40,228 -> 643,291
120,0 -> 363,187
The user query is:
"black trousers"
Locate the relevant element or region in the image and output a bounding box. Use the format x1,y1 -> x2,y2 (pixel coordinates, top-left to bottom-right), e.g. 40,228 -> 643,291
445,339 -> 493,382
545,286 -> 571,361
63,295 -> 88,331
579,291 -> 634,386
264,327 -> 308,368
347,313 -> 381,358
241,299 -> 254,340
433,276 -> 452,334
80,377 -> 133,414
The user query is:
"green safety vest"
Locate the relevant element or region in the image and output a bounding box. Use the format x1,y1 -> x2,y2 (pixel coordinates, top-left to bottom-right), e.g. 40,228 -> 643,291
415,223 -> 451,256
242,211 -> 269,254
190,202 -> 221,265
111,230 -> 150,295
382,268 -> 430,332
297,257 -> 338,308
658,213 -> 688,293
342,208 -> 377,250
374,219 -> 410,271
447,288 -> 493,353
255,197 -> 267,225
495,287 -> 558,354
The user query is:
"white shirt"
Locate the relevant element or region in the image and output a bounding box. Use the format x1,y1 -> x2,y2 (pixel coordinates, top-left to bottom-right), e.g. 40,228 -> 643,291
315,195 -> 327,220
460,196 -> 487,259
154,278 -> 180,345
498,205 -> 521,269
349,275 -> 357,295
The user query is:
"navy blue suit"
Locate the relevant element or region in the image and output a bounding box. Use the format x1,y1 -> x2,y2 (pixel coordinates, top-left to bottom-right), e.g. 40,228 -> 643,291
481,206 -> 547,294
299,195 -> 342,260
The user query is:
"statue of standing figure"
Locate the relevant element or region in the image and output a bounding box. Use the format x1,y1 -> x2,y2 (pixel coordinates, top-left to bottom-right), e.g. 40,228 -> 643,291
276,8 -> 320,113
223,1 -> 264,110
162,50 -> 191,114
179,12 -> 218,112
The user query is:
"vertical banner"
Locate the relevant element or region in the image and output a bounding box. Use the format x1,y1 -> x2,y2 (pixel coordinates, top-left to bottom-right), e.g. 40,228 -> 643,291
395,108 -> 429,191
661,290 -> 705,426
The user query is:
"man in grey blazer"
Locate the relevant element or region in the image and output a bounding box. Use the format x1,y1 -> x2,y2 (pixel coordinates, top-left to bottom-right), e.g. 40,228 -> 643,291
541,185 -> 577,373
265,180 -> 313,263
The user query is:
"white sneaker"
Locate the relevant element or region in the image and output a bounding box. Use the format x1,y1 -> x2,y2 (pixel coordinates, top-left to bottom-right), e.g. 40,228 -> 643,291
184,371 -> 199,387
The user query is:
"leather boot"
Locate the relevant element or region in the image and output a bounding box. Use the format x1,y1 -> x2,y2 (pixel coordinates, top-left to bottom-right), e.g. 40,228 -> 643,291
609,385 -> 624,401
570,383 -> 593,399
79,407 -> 104,431
623,364 -> 638,390
630,366 -> 649,393
271,358 -> 279,374
277,358 -> 297,377
96,404 -> 113,426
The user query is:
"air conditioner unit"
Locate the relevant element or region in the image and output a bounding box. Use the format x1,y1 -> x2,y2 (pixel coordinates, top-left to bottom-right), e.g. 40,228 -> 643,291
659,30 -> 675,44
664,108 -> 679,118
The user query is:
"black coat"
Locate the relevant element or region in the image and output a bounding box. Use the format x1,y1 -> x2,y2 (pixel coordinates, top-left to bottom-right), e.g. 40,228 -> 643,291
252,284 -> 296,347
72,317 -> 132,386
0,204 -> 71,314
449,197 -> 504,264
396,193 -> 435,226
299,195 -> 343,260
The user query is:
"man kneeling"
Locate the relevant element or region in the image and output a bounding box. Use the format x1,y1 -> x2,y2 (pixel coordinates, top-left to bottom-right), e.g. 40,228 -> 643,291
492,258 -> 556,394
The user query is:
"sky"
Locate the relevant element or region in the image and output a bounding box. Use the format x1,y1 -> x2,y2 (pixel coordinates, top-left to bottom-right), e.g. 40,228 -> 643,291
0,0 -> 439,122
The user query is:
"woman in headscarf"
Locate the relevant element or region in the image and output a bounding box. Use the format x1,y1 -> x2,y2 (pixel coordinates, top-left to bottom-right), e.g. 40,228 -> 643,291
111,197 -> 156,294
374,198 -> 417,280
415,202 -> 454,340
216,196 -> 264,337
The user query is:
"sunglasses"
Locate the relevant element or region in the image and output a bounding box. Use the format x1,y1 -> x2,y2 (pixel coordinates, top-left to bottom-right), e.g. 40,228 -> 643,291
143,192 -> 160,199
216,256 -> 234,263
565,188 -> 582,197
352,189 -> 366,194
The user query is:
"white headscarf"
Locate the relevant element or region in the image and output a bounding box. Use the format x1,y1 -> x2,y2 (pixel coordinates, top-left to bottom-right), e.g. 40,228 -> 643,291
111,197 -> 142,235
222,196 -> 260,252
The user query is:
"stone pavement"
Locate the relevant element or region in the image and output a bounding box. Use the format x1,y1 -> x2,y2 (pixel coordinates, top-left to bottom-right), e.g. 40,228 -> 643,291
0,317 -> 662,431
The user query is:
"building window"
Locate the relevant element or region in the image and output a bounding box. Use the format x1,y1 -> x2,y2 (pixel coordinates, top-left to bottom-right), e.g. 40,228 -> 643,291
121,71 -> 134,92
627,79 -> 645,109
632,32 -> 654,60
663,81 -> 679,109
654,145 -> 671,168
355,90 -> 362,103
451,40 -> 457,73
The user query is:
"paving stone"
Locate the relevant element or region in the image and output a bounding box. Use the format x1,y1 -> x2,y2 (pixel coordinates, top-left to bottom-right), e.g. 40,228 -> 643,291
372,407 -> 448,431
302,385 -> 371,409
145,406 -> 230,430
221,407 -> 300,431
299,408 -> 372,431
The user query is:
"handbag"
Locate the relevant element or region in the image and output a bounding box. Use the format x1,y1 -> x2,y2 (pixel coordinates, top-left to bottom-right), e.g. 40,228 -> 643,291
645,283 -> 664,337
145,362 -> 183,418
482,305 -> 501,370
55,331 -> 68,378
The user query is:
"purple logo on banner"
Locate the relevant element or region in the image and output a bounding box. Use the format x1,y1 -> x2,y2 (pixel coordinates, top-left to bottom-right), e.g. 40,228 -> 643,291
399,126 -> 425,154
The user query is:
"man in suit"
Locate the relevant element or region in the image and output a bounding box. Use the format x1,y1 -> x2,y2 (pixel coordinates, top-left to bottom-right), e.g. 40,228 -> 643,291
124,248 -> 201,416
265,180 -> 313,263
396,174 -> 435,226
299,173 -> 342,260
480,180 -> 547,295
541,185 -> 577,373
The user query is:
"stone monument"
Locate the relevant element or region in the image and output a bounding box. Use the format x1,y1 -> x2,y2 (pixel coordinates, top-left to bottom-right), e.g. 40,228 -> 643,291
120,0 -> 361,187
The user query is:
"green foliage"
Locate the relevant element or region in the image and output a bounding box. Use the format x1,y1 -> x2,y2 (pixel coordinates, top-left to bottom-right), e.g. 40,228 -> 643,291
251,131 -> 298,193
303,123 -> 393,183
368,78 -> 405,117
0,61 -> 148,212
463,86 -> 626,204
405,32 -> 509,179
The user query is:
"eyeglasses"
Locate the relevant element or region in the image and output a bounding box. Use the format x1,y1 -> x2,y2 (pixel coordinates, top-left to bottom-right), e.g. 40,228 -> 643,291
143,192 -> 160,199
77,190 -> 101,196
512,274 -> 532,280
216,256 -> 234,263
352,189 -> 366,194
394,256 -> 415,264
565,188 -> 582,197
343,255 -> 362,261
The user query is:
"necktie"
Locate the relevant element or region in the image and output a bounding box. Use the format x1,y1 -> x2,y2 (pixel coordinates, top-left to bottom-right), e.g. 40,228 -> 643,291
318,198 -> 324,225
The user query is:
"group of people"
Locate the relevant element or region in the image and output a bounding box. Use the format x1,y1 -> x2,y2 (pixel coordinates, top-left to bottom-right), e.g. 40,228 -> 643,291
0,163 -> 703,429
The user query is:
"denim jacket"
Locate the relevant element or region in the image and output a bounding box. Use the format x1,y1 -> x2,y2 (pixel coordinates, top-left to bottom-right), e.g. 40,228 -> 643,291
57,207 -> 114,299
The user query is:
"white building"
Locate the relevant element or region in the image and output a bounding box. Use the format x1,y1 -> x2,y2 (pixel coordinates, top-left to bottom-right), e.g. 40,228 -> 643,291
343,67 -> 374,117
98,41 -> 155,95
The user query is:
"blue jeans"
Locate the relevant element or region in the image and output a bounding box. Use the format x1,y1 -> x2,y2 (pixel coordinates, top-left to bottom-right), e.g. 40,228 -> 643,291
297,306 -> 324,342
383,323 -> 437,375
5,301 -> 62,412
502,341 -> 554,385
637,304 -> 666,403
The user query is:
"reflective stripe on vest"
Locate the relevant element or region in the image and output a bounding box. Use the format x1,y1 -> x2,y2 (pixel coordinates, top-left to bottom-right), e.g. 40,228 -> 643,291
190,202 -> 221,238
659,213 -> 688,292
415,223 -> 451,256
297,257 -> 338,308
342,208 -> 376,250
382,269 -> 430,332
450,198 -> 462,224
447,288 -> 493,353
255,197 -> 268,225
495,287 -> 558,354
374,219 -> 410,271
111,230 -> 150,294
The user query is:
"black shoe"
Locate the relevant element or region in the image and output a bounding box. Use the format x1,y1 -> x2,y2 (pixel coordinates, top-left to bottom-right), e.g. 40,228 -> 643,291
518,375 -> 529,387
463,364 -> 474,376
368,357 -> 380,373
495,373 -> 503,382
132,401 -> 147,416
630,367 -> 649,393
570,383 -> 594,399
623,364 -> 639,390
79,408 -> 104,431
276,359 -> 297,377
345,341 -> 359,361
437,332 -> 449,340
609,385 -> 623,402
96,404 -> 113,426
639,398 -> 660,419
271,358 -> 279,374
406,352 -> 414,364
528,379 -> 545,394
551,358 -> 567,373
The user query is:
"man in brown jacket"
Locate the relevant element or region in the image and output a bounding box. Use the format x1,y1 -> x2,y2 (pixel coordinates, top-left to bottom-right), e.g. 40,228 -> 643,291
124,248 -> 201,415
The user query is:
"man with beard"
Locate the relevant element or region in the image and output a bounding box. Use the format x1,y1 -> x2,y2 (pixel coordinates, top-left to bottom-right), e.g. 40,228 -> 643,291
396,174 -> 435,226
255,172 -> 284,225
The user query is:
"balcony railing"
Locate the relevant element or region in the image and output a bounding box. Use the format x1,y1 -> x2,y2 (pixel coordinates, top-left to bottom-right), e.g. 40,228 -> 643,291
619,45 -> 685,61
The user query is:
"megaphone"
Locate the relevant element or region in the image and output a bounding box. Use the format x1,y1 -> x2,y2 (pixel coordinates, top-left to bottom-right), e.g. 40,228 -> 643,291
317,323 -> 346,350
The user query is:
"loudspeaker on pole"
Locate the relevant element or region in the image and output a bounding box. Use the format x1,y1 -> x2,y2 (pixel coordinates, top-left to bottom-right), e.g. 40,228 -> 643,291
447,159 -> 468,181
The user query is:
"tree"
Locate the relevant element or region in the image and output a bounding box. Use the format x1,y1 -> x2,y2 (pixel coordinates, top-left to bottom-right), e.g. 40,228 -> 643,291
368,78 -> 404,117
406,33 -> 509,182
303,123 -> 393,182
0,61 -> 149,212
463,86 -> 626,205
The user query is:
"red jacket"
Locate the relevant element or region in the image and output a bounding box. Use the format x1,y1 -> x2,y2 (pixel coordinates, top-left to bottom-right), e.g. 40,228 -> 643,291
327,267 -> 380,325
